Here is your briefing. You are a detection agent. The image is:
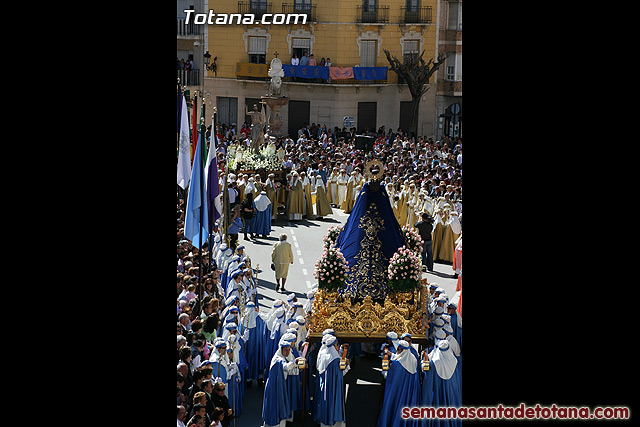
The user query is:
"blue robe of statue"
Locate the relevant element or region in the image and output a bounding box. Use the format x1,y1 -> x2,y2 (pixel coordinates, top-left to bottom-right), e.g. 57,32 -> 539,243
252,201 -> 272,236
421,361 -> 462,427
241,315 -> 266,381
377,359 -> 421,427
262,359 -> 292,426
334,182 -> 405,301
314,358 -> 346,426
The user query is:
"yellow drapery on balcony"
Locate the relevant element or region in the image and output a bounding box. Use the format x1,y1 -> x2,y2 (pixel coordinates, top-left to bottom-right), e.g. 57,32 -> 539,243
236,62 -> 269,78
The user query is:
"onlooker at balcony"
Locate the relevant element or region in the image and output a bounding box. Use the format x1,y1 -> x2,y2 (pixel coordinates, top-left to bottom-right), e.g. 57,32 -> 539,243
309,54 -> 316,66
319,57 -> 326,67
291,53 -> 299,66
299,51 -> 309,66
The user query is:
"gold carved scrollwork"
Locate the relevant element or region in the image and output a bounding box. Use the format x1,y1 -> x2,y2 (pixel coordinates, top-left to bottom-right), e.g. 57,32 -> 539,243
308,290 -> 428,340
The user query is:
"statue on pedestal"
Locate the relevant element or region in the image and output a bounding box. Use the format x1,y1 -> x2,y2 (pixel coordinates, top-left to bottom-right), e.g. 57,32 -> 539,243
245,102 -> 266,153
267,57 -> 284,96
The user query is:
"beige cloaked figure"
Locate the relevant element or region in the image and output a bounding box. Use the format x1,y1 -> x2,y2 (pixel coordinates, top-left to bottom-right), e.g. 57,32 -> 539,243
265,173 -> 278,220
314,176 -> 333,218
301,171 -> 315,219
288,172 -> 305,221
336,170 -> 348,208
340,171 -> 356,213
272,233 -> 294,292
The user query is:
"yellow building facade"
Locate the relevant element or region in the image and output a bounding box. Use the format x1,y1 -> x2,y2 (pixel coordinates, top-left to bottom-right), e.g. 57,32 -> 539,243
195,0 -> 442,138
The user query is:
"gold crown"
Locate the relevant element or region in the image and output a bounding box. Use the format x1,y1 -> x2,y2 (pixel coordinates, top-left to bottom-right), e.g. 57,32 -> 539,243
364,159 -> 384,182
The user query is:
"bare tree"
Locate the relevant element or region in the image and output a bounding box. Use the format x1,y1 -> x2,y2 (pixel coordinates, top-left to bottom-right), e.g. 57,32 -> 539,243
384,49 -> 449,137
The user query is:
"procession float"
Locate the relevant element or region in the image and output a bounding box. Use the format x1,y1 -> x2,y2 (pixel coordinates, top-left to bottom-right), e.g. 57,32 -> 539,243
307,159 -> 431,345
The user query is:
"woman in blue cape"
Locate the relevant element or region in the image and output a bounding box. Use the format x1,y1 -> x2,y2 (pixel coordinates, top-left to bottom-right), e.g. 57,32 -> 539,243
252,191 -> 272,237
226,335 -> 245,417
240,301 -> 265,381
280,332 -> 303,414
264,307 -> 287,374
208,338 -> 232,402
314,334 -> 348,427
262,339 -> 297,427
421,340 -> 461,427
377,339 -> 421,427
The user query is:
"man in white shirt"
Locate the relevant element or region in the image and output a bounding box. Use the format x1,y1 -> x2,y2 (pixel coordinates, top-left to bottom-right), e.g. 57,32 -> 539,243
177,405 -> 187,427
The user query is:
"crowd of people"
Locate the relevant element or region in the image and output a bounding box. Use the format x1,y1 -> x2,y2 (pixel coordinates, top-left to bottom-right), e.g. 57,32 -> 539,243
177,123 -> 463,426
209,120 -> 462,261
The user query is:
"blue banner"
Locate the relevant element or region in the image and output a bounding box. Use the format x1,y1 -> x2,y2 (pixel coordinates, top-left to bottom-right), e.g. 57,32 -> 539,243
282,64 -> 329,79
352,67 -> 388,80
281,65 -> 387,80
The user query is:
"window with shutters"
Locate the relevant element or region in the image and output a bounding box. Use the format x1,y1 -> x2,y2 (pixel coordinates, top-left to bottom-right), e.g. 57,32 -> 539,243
445,53 -> 461,81
248,36 -> 267,64
359,40 -> 376,67
292,37 -> 311,61
402,39 -> 419,63
448,1 -> 461,31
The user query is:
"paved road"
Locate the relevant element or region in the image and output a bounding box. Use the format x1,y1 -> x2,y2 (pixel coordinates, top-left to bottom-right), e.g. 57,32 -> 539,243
232,204 -> 459,426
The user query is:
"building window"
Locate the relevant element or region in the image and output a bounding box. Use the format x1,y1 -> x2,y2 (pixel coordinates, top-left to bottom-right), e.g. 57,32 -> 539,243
446,65 -> 455,81
248,36 -> 267,64
448,1 -> 461,30
292,37 -> 311,61
402,40 -> 419,63
445,54 -> 461,81
359,40 -> 377,67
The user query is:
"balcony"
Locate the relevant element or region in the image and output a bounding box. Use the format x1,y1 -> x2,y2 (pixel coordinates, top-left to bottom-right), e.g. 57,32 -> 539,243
400,6 -> 433,24
176,16 -> 201,37
235,62 -> 388,85
356,5 -> 389,23
177,69 -> 200,87
437,79 -> 462,95
238,1 -> 273,19
282,3 -> 317,22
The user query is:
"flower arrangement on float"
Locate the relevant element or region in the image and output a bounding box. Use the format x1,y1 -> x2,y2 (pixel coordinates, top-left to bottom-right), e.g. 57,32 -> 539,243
228,146 -> 281,172
314,247 -> 349,291
387,246 -> 422,292
402,225 -> 424,256
322,226 -> 342,249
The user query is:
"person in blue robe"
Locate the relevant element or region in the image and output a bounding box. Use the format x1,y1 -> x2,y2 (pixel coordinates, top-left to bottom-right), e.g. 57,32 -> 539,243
280,332 -> 303,414
227,332 -> 249,415
252,191 -> 272,237
314,334 -> 348,427
217,245 -> 233,292
380,331 -> 399,356
240,301 -> 265,382
225,267 -> 245,300
264,307 -> 287,375
262,339 -> 297,427
401,333 -> 421,364
226,340 -> 244,417
446,302 -> 462,350
208,338 -> 233,402
262,302 -> 285,376
309,329 -> 336,420
219,303 -> 240,337
377,339 -> 421,427
421,340 -> 461,427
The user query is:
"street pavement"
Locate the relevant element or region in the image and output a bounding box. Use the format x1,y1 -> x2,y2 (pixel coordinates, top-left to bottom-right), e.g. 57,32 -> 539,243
231,204 -> 459,427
